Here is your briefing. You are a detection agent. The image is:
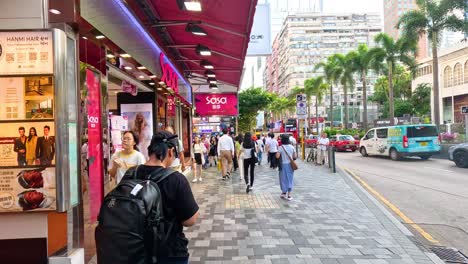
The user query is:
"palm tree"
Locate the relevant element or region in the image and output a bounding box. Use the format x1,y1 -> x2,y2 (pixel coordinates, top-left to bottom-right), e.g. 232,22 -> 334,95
347,44 -> 379,131
397,0 -> 468,125
304,77 -> 329,134
337,53 -> 355,129
315,55 -> 343,126
368,33 -> 417,125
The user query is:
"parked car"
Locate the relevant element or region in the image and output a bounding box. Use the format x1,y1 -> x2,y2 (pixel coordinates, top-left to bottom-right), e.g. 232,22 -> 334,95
305,135 -> 319,147
448,143 -> 468,168
330,135 -> 359,152
359,125 -> 441,161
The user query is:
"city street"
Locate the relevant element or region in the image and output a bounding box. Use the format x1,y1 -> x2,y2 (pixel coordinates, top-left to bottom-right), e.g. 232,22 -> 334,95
336,151 -> 468,254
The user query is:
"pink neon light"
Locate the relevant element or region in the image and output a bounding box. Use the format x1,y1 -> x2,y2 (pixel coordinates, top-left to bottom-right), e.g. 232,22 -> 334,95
160,53 -> 179,93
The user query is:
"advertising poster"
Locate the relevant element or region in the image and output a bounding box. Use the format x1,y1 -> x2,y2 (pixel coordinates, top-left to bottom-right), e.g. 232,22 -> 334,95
86,69 -> 103,222
246,4 -> 272,56
195,93 -> 238,117
0,121 -> 56,212
0,31 -> 54,75
121,103 -> 153,160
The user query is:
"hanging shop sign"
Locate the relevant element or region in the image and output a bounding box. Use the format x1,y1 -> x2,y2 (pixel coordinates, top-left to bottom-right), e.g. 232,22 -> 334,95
0,31 -> 54,75
159,53 -> 179,93
194,93 -> 238,117
167,96 -> 176,117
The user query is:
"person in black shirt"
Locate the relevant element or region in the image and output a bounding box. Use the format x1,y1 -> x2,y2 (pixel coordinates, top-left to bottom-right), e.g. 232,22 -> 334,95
134,131 -> 199,263
14,127 -> 27,167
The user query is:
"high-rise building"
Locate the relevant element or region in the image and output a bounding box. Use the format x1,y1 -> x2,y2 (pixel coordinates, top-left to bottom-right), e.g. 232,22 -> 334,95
264,13 -> 382,123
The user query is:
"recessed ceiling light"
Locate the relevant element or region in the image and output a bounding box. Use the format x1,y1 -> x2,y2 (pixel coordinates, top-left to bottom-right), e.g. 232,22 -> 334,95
186,24 -> 207,36
150,75 -> 156,78
149,82 -> 155,85
139,75 -> 145,79
158,81 -> 165,85
124,66 -> 132,70
201,60 -> 214,69
96,35 -> 105,39
184,1 -> 202,11
196,45 -> 211,56
205,70 -> 216,78
157,87 -> 163,91
49,9 -> 61,15
137,66 -> 146,70
120,54 -> 131,58
82,36 -> 88,40
106,54 -> 115,58
167,87 -> 173,90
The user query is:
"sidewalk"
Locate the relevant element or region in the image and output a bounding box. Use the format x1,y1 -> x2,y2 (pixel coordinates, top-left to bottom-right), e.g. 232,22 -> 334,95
184,160 -> 443,264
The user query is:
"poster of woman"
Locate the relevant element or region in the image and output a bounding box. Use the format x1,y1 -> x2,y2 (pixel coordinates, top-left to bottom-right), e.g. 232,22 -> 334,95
120,103 -> 153,160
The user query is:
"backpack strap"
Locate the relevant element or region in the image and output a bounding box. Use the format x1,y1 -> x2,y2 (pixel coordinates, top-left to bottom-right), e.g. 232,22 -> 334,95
147,167 -> 176,184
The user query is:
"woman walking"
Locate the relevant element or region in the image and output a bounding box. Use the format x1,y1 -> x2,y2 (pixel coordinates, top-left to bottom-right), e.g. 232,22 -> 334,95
26,127 -> 38,165
276,134 -> 297,201
208,136 -> 218,167
191,136 -> 206,182
241,132 -> 258,193
108,131 -> 146,184
235,135 -> 243,181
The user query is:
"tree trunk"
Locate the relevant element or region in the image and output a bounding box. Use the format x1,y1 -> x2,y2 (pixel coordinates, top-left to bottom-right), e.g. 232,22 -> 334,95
389,61 -> 395,126
316,96 -> 319,134
362,70 -> 368,131
329,84 -> 333,127
432,38 -> 440,125
344,84 -> 349,129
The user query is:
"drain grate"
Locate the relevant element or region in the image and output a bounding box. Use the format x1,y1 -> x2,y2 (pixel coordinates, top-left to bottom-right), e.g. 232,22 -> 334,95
430,246 -> 468,264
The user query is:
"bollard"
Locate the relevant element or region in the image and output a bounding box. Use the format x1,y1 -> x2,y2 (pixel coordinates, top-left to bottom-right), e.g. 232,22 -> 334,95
332,147 -> 336,173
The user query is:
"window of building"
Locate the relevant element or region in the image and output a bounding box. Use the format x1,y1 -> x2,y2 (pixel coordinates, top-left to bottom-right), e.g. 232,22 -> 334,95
444,66 -> 452,87
464,61 -> 468,83
453,63 -> 462,86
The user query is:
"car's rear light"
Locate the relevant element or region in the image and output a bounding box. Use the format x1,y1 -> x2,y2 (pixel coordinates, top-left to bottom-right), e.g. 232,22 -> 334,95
403,136 -> 408,148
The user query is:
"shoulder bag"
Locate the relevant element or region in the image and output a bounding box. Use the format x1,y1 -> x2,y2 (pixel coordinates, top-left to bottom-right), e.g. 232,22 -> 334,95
281,145 -> 298,171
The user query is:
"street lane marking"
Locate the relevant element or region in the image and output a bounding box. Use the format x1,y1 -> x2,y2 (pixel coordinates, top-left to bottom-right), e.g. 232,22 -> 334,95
344,167 -> 439,244
423,166 -> 454,173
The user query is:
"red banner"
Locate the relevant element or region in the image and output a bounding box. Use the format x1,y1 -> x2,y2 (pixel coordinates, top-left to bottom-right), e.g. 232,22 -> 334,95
86,69 -> 103,222
195,93 -> 238,116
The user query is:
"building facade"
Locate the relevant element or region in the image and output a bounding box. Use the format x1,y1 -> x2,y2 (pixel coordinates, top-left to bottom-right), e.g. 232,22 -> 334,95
413,42 -> 468,124
264,12 -> 382,124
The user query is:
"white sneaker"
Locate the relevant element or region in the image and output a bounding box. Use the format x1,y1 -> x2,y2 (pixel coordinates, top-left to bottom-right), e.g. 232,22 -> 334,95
198,178 -> 203,182
192,178 -> 198,183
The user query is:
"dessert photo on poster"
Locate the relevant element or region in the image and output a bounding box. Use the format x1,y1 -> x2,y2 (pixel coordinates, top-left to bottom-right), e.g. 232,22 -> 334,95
0,76 -> 54,120
0,121 -> 56,167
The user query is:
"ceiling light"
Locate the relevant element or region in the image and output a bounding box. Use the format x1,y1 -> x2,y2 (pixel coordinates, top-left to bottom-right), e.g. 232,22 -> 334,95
149,82 -> 155,85
184,1 -> 202,11
186,24 -> 207,36
49,9 -> 61,15
196,45 -> 211,56
124,66 -> 132,70
167,87 -> 173,90
120,53 -> 131,58
209,84 -> 218,90
150,75 -> 156,78
106,54 -> 115,58
139,75 -> 145,79
158,81 -> 165,85
96,35 -> 105,39
201,60 -> 214,69
82,36 -> 88,40
157,87 -> 163,91
205,70 -> 216,78
208,78 -> 217,84
137,66 -> 146,70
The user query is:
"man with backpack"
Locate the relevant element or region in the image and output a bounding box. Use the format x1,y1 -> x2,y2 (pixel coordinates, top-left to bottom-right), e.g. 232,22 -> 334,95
96,131 -> 199,264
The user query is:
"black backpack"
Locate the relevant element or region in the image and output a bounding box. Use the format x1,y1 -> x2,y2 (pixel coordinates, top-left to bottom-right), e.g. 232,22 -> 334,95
95,166 -> 176,264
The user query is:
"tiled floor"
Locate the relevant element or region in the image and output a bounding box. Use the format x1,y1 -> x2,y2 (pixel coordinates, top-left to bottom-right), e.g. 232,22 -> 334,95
184,161 -> 439,264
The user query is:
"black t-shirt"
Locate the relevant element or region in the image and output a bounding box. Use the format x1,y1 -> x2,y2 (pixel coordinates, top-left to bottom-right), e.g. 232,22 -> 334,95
134,165 -> 199,258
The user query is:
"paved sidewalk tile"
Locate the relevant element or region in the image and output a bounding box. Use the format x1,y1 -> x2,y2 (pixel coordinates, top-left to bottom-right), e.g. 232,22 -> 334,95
185,160 -> 438,264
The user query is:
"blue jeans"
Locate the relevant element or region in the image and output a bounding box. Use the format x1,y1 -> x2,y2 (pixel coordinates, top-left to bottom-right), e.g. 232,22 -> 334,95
257,152 -> 263,164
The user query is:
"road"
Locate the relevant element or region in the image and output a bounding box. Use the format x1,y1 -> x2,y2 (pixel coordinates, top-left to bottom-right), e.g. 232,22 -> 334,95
336,151 -> 468,253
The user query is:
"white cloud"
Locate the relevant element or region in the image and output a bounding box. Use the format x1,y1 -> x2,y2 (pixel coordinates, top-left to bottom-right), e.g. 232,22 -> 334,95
323,0 -> 382,13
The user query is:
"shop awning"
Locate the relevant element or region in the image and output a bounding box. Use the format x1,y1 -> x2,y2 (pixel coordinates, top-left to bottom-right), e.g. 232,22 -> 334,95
126,0 -> 258,93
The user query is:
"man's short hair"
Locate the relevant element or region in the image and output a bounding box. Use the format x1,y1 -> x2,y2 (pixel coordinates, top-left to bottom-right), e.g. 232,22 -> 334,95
18,127 -> 25,131
44,125 -> 50,130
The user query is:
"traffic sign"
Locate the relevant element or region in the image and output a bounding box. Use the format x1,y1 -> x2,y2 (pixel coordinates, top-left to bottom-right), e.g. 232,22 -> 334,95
296,94 -> 306,102
296,93 -> 307,116
462,106 -> 468,114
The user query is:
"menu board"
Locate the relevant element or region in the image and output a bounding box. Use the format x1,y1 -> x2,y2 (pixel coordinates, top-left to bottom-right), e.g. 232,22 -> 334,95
0,76 -> 56,212
0,31 -> 53,75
